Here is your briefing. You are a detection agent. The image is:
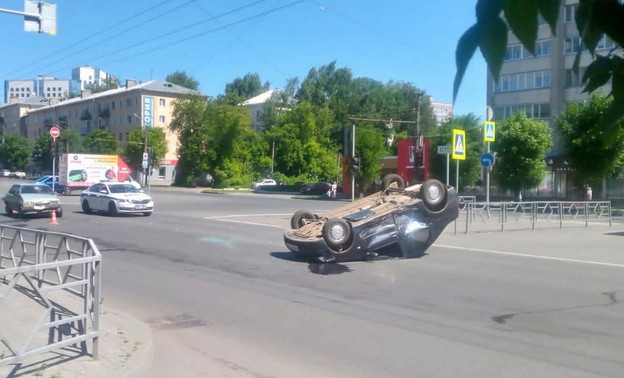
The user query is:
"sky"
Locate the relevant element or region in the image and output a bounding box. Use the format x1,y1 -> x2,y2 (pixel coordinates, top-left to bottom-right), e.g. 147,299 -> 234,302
0,0 -> 487,117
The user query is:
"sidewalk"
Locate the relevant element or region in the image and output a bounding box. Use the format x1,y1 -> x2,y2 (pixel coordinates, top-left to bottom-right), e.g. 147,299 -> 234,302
1,302 -> 152,378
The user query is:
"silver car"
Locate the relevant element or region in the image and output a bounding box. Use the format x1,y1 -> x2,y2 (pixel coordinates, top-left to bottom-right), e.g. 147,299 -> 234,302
3,183 -> 62,218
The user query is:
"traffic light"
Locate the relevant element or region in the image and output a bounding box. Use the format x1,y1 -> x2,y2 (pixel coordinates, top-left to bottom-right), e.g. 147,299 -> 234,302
416,151 -> 424,168
351,156 -> 361,172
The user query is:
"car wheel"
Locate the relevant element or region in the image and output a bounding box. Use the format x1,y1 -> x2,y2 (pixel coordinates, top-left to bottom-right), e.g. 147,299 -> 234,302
82,200 -> 92,214
322,218 -> 353,254
420,179 -> 448,212
56,208 -> 63,218
290,210 -> 317,229
382,174 -> 405,190
143,212 -> 152,217
108,201 -> 118,216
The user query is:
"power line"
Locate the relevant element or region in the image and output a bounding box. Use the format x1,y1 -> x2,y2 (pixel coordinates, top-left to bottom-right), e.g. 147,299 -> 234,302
28,0 -> 279,79
2,0 -> 176,78
49,0 -> 307,75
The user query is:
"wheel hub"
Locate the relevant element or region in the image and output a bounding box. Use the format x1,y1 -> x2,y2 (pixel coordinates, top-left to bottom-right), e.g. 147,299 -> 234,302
428,186 -> 441,201
330,224 -> 345,241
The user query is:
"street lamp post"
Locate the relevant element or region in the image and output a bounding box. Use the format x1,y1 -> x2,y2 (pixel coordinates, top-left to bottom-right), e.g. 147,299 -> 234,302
133,113 -> 149,187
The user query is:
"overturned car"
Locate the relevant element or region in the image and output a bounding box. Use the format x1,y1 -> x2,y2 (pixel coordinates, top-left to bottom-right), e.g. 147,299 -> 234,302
284,175 -> 459,262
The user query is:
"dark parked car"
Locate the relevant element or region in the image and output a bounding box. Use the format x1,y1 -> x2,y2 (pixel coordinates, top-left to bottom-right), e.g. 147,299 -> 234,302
284,175 -> 458,262
3,183 -> 62,218
300,182 -> 331,195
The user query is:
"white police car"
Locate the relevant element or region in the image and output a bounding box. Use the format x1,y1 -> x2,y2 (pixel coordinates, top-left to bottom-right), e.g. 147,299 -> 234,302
81,181 -> 153,216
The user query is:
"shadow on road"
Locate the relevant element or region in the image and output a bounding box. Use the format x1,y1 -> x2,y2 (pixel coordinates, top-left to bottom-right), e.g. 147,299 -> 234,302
270,251 -> 354,275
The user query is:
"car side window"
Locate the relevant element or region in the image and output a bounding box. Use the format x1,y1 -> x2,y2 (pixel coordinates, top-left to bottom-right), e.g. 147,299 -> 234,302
9,185 -> 19,195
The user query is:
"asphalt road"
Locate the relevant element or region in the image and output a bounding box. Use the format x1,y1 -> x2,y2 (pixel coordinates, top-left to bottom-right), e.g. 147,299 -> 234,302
1,179 -> 623,377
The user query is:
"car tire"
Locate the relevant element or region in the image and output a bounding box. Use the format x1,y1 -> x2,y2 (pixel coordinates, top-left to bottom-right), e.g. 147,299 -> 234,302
82,200 -> 92,214
420,179 -> 448,212
56,208 -> 63,218
108,201 -> 118,216
291,210 -> 317,229
322,218 -> 353,254
382,174 -> 405,190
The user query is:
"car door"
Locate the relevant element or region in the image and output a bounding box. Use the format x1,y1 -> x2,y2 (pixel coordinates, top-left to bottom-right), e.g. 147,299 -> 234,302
4,185 -> 20,211
85,184 -> 104,211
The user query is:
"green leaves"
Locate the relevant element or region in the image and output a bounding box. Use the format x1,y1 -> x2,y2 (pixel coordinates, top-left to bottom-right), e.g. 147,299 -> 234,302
453,25 -> 481,102
504,0 -> 538,55
536,0 -> 561,32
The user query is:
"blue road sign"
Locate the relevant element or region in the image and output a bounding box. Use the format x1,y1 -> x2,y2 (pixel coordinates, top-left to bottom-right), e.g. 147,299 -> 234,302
480,152 -> 495,168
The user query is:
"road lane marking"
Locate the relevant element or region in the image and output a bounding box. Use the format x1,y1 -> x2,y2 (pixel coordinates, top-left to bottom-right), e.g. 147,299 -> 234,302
436,244 -> 624,268
203,216 -> 286,230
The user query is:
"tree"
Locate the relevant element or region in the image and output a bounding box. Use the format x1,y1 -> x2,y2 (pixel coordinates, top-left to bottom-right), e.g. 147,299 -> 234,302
123,128 -> 168,172
32,134 -> 54,172
91,76 -> 120,93
429,114 -> 483,190
222,73 -> 270,105
353,123 -> 389,193
557,93 -> 624,186
166,71 -> 199,91
493,112 -> 552,197
82,129 -> 118,154
266,102 -> 339,182
169,95 -> 251,187
0,134 -> 31,170
455,0 -> 624,133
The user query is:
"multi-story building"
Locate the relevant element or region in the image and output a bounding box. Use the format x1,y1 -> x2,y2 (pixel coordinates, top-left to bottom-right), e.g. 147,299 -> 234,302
240,89 -> 276,132
71,65 -> 115,92
486,0 -> 623,198
4,76 -> 70,102
0,79 -> 196,183
430,100 -> 453,126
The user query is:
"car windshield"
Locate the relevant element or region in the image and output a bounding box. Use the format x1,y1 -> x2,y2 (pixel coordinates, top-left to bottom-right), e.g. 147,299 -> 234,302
109,184 -> 140,194
21,185 -> 53,195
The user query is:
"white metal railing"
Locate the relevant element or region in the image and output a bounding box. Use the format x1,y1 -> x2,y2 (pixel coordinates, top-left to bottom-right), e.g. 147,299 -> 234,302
0,225 -> 101,367
455,200 -> 612,233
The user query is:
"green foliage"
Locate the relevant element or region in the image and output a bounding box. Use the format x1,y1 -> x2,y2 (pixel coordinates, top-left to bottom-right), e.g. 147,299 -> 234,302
32,134 -> 54,171
91,76 -> 120,93
222,73 -> 270,105
165,71 -> 200,90
266,102 -> 340,182
493,112 -> 552,193
169,95 -> 251,187
82,129 -> 118,154
557,94 -> 624,183
0,134 -> 31,170
456,0 -> 624,131
429,114 -> 483,189
353,123 -> 390,191
122,128 -> 168,171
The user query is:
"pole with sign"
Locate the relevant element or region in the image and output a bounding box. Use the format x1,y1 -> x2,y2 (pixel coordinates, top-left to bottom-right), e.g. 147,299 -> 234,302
437,145 -> 451,185
483,120 -> 496,203
452,129 -> 466,190
49,126 -> 60,191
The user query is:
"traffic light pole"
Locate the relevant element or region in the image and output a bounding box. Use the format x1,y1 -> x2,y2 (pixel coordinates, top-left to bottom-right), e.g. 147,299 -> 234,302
351,124 -> 355,202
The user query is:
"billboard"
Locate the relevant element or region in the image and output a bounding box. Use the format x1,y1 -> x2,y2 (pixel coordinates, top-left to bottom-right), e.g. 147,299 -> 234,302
142,96 -> 154,128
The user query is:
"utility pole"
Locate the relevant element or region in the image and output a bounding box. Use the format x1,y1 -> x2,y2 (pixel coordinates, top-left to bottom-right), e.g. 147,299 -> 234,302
413,91 -> 421,184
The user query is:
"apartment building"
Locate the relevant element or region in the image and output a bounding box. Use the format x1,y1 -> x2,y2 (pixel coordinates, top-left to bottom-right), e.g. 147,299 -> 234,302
71,65 -> 115,92
430,100 -> 453,126
0,80 -> 196,182
486,0 -> 623,198
4,76 -> 70,102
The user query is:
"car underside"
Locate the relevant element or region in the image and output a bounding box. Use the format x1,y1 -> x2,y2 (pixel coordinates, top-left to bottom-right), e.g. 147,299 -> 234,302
284,176 -> 459,263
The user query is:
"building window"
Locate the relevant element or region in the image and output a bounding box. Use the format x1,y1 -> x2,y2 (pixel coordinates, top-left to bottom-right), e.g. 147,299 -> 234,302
127,115 -> 132,124
505,44 -> 525,61
126,99 -> 132,107
119,133 -> 123,141
597,34 -> 616,50
565,36 -> 586,54
159,98 -> 166,106
111,101 -> 115,110
159,115 -> 165,123
565,5 -> 576,23
535,40 -> 551,56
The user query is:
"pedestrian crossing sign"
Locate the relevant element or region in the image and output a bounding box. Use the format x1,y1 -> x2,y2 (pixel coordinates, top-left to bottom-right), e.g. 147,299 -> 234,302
452,129 -> 466,160
484,121 -> 495,142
